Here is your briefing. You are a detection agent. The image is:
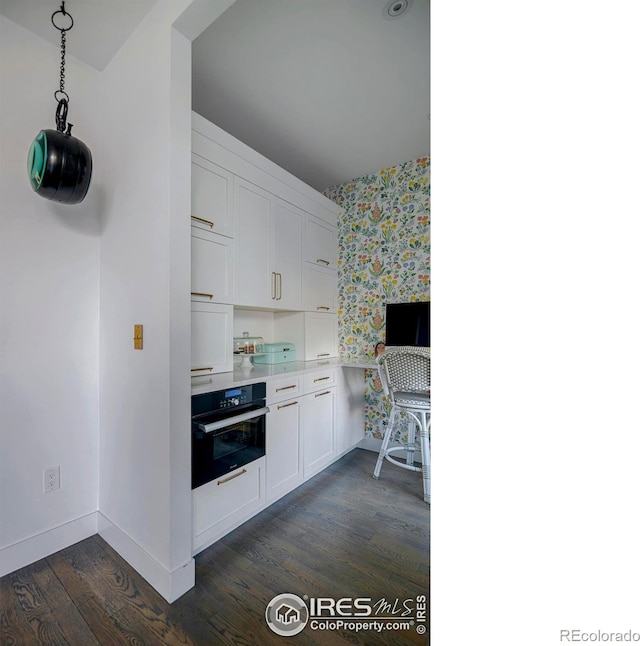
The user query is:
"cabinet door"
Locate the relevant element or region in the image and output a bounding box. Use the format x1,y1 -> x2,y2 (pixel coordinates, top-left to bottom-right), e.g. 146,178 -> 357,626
304,312 -> 338,360
191,226 -> 233,304
272,199 -> 302,310
191,302 -> 233,375
266,398 -> 303,502
302,387 -> 336,479
233,178 -> 272,308
191,153 -> 234,238
193,458 -> 266,554
304,215 -> 337,269
303,265 -> 337,313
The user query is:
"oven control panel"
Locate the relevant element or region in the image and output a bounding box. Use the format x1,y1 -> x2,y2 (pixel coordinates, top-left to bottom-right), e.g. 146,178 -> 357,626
191,382 -> 267,417
220,389 -> 246,408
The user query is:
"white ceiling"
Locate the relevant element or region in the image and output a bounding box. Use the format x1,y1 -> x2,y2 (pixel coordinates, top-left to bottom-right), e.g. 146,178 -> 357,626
0,0 -> 156,72
1,0 -> 429,192
192,0 -> 430,191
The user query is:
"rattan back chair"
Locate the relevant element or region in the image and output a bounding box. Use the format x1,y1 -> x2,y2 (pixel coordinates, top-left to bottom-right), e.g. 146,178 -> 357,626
373,345 -> 431,503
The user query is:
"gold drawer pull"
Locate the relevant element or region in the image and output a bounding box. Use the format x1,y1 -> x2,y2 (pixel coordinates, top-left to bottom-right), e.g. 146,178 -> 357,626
277,401 -> 299,410
314,376 -> 330,382
316,306 -> 331,311
315,390 -> 331,398
192,216 -> 214,228
276,384 -> 297,392
317,353 -> 330,358
191,367 -> 213,372
191,292 -> 214,299
316,258 -> 330,266
217,469 -> 247,485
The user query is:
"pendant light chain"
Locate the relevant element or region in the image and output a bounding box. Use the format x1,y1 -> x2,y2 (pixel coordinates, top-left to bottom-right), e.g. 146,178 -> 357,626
59,25 -> 66,97
51,2 -> 74,133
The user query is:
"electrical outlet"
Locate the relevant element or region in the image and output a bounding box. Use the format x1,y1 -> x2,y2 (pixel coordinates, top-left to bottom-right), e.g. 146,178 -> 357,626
44,466 -> 60,493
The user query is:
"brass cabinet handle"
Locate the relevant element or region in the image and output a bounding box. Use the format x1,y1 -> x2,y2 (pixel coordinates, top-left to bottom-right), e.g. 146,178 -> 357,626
316,306 -> 330,311
217,469 -> 247,485
314,376 -> 330,382
316,258 -> 330,266
276,384 -> 297,392
315,390 -> 331,398
277,401 -> 299,410
317,353 -> 330,358
271,272 -> 283,300
192,216 -> 214,228
191,292 -> 214,299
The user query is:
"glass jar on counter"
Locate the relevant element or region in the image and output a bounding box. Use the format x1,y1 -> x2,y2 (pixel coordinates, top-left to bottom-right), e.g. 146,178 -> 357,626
233,331 -> 265,355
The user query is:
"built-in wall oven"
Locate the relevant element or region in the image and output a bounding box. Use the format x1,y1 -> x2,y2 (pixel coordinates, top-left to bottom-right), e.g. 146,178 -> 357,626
191,382 -> 269,489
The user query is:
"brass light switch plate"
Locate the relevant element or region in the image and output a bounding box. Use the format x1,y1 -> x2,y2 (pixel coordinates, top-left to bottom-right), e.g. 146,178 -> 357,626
134,324 -> 143,350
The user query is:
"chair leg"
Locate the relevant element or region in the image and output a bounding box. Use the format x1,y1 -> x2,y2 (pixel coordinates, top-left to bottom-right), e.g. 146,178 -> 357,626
406,418 -> 416,467
420,412 -> 431,503
373,407 -> 396,479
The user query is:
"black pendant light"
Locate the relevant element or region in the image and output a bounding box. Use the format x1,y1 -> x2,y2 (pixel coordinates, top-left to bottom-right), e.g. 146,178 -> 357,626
27,2 -> 92,205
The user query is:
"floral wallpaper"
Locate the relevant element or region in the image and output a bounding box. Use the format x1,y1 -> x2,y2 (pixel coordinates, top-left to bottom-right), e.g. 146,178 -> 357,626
324,157 -> 430,441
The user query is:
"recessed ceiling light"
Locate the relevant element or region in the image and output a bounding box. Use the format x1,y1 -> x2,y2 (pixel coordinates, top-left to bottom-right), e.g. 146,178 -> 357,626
386,0 -> 410,18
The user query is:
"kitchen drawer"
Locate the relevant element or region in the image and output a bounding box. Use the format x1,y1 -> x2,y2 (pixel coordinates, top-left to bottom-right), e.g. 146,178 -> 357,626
192,457 -> 265,554
304,368 -> 336,394
267,375 -> 303,404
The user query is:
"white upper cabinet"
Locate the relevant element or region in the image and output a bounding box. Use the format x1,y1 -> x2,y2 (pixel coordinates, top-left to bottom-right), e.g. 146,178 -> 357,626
191,302 -> 234,375
233,178 -> 273,308
304,312 -> 338,360
303,264 -> 337,313
191,151 -> 234,238
191,226 -> 233,304
304,215 -> 337,270
272,199 -> 302,310
233,179 -> 303,311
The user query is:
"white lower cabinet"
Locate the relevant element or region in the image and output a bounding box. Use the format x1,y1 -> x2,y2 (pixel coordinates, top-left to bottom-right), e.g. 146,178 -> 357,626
192,369 -> 363,555
192,458 -> 266,554
301,386 -> 336,480
191,302 -> 233,375
266,398 -> 303,503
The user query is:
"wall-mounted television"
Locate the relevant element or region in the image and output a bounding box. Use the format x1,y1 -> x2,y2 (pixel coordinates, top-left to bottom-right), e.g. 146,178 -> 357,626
385,301 -> 430,347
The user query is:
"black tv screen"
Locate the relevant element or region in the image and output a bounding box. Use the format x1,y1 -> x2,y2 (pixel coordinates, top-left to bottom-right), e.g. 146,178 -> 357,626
385,301 -> 430,347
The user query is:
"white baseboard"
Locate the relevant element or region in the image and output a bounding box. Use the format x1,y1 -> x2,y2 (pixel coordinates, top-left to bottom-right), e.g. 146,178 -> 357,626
0,512 -> 98,578
97,512 -> 194,603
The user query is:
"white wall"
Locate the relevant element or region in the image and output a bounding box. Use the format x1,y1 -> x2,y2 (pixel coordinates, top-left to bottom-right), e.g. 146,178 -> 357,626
97,0 -> 238,603
0,16 -> 101,574
0,1 -> 237,599
97,0 -> 195,601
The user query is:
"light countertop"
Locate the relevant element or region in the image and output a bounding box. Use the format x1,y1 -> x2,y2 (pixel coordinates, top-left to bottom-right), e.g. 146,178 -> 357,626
191,358 -> 377,395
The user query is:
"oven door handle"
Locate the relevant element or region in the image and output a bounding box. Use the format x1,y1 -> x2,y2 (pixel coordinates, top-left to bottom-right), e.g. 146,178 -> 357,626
198,406 -> 270,434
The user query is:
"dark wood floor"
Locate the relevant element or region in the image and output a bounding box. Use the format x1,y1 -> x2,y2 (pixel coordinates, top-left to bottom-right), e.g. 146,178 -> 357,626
1,449 -> 429,645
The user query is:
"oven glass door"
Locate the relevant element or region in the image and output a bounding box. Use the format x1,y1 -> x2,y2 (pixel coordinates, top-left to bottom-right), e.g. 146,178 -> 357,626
192,404 -> 266,489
